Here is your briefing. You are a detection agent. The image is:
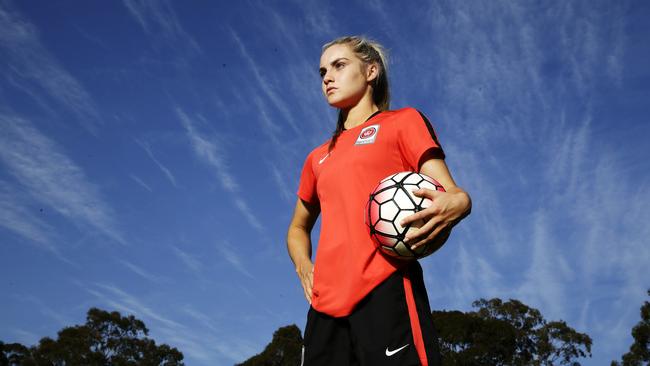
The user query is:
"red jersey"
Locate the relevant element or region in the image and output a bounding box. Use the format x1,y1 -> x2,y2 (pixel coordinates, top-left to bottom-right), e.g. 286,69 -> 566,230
297,107 -> 445,317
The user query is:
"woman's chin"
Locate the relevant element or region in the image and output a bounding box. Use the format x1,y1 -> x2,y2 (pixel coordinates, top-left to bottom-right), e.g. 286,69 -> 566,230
327,96 -> 355,109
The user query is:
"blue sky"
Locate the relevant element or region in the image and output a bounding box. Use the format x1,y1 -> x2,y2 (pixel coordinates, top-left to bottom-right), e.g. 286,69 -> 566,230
1,0 -> 648,364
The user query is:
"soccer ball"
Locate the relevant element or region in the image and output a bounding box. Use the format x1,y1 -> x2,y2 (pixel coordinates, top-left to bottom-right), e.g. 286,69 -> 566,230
365,171 -> 448,260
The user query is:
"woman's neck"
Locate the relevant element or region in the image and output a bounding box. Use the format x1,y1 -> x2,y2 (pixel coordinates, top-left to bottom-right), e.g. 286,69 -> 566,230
341,99 -> 379,130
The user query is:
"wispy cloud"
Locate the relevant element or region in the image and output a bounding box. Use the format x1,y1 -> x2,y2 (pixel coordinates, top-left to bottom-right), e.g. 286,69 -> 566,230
215,241 -> 255,279
134,139 -> 178,187
87,283 -> 184,329
181,306 -> 220,333
416,1 -> 636,359
160,325 -> 256,363
0,3 -> 100,133
453,244 -> 482,306
0,180 -> 75,264
269,162 -> 294,204
177,109 -> 236,191
122,0 -> 200,54
10,329 -> 40,347
118,259 -> 167,284
11,293 -> 72,327
176,305 -> 258,362
365,0 -> 399,41
229,28 -> 300,135
0,113 -> 124,245
227,7 -> 335,206
82,282 -> 256,363
605,6 -> 625,87
176,107 -> 264,232
171,245 -> 203,275
73,24 -> 110,51
0,180 -> 53,247
249,94 -> 311,205
129,173 -> 153,192
293,0 -> 336,37
232,198 -> 263,233
549,131 -> 650,351
516,209 -> 573,319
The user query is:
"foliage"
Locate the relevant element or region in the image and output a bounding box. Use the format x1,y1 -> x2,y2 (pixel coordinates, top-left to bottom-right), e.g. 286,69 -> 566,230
0,341 -> 34,366
236,325 -> 303,366
238,297 -> 593,366
433,298 -> 592,366
0,308 -> 183,366
612,289 -> 650,366
431,310 -> 517,365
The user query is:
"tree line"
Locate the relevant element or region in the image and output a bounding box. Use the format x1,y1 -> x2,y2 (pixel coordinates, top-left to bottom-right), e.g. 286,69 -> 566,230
237,292 -> 649,366
1,308 -> 183,365
2,291 -> 648,365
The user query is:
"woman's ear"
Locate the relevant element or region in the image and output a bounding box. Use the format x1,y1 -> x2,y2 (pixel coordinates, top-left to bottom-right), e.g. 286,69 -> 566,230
365,62 -> 379,82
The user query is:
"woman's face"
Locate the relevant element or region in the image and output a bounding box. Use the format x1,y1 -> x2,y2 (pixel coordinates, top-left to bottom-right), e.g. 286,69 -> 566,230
319,44 -> 374,109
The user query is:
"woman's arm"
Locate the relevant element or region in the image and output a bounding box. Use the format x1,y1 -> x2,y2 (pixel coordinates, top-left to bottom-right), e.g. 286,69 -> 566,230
400,155 -> 472,251
287,198 -> 321,304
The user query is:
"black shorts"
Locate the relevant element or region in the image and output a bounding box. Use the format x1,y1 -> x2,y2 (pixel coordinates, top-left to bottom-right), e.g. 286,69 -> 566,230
301,261 -> 441,366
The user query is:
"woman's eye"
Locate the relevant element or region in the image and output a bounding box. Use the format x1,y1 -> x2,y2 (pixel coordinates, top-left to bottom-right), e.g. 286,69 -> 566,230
336,63 -> 344,69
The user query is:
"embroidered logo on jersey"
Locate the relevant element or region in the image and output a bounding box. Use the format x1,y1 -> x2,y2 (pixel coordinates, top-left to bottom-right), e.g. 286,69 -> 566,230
355,124 -> 380,145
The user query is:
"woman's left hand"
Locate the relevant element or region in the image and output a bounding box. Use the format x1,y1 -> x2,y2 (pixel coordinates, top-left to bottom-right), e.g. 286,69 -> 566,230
399,187 -> 471,251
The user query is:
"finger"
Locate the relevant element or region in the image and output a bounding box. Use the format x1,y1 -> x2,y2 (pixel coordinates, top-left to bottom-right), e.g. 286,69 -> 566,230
399,211 -> 422,227
302,279 -> 313,304
308,271 -> 313,289
304,286 -> 311,304
307,285 -> 312,304
411,215 -> 439,238
405,216 -> 440,243
410,226 -> 444,250
412,188 -> 443,198
408,221 -> 441,248
399,209 -> 434,227
301,272 -> 312,288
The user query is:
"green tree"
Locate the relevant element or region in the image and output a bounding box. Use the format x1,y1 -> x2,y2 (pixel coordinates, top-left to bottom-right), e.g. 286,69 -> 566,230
433,298 -> 592,365
612,289 -> 650,366
238,297 -> 592,366
431,310 -> 518,365
236,325 -> 303,366
0,341 -> 35,366
0,308 -> 183,366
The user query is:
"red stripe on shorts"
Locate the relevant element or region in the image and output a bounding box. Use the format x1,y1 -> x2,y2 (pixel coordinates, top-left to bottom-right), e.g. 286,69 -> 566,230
403,274 -> 428,366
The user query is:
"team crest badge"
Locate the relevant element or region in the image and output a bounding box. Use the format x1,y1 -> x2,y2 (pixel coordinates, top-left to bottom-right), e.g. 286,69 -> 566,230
355,124 -> 380,145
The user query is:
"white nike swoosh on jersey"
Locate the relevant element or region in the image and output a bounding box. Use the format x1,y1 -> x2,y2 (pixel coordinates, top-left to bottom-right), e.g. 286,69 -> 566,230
318,153 -> 330,164
385,343 -> 409,356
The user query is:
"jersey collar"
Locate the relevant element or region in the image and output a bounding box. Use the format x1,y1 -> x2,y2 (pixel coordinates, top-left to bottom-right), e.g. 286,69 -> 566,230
342,110 -> 383,132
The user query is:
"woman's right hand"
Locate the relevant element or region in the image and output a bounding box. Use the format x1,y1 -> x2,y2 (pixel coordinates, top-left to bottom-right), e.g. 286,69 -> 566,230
296,259 -> 314,304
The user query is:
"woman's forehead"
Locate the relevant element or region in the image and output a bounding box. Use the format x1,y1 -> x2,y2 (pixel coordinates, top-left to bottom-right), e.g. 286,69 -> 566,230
320,44 -> 355,65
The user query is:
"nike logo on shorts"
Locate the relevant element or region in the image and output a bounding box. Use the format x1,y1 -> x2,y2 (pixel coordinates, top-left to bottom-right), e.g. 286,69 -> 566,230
385,343 -> 409,356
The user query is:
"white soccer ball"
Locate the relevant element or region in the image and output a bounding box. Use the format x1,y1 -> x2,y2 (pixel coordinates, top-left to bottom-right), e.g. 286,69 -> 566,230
365,172 -> 448,259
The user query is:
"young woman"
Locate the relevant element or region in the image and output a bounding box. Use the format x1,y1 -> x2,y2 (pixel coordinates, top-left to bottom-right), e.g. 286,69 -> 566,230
287,36 -> 472,366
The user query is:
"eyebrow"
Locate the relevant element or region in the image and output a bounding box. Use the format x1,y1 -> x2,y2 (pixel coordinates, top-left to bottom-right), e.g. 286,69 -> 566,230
319,57 -> 350,74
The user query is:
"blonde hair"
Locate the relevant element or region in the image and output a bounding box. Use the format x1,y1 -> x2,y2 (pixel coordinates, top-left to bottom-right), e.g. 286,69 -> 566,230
323,35 -> 390,152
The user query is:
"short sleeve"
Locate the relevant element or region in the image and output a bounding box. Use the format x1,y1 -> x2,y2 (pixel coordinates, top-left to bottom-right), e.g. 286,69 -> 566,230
297,151 -> 319,204
397,108 -> 445,171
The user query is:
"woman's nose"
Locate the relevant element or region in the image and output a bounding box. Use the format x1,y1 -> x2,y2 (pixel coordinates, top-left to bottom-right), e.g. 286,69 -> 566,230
322,71 -> 334,84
